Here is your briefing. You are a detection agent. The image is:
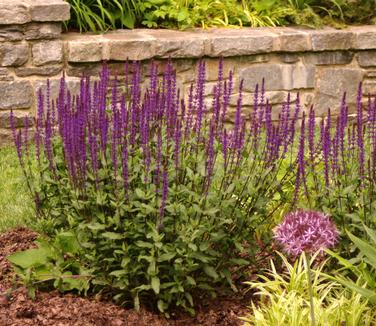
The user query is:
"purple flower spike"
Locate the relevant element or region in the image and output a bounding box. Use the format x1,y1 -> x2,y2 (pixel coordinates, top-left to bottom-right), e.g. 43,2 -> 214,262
274,210 -> 338,257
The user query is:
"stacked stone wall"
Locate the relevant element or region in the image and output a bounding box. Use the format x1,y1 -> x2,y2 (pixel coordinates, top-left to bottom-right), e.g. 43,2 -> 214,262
0,0 -> 69,145
2,0 -> 376,145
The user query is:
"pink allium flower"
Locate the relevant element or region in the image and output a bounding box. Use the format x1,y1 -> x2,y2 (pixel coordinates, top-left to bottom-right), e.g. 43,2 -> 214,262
274,210 -> 339,256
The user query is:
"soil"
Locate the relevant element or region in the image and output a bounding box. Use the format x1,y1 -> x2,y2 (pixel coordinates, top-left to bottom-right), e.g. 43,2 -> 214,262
0,228 -> 251,326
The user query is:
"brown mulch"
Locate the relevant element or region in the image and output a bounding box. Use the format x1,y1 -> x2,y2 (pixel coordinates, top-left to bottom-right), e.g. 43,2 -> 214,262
0,228 -> 251,326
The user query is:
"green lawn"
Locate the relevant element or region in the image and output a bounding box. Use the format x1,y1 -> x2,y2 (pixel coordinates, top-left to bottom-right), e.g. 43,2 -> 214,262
0,146 -> 33,232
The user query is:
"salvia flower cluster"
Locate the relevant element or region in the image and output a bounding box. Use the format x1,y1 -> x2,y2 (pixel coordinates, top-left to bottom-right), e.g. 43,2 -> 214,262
11,60 -> 303,224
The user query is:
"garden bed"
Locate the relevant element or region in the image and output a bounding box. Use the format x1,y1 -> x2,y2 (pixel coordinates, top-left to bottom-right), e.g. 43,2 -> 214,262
0,228 -> 249,326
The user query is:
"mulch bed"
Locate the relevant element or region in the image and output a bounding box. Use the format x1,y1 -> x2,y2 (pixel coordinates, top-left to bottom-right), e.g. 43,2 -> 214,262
0,228 -> 251,326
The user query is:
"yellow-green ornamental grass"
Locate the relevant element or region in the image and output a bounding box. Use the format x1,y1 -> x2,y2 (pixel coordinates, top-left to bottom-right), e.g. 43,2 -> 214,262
241,254 -> 376,326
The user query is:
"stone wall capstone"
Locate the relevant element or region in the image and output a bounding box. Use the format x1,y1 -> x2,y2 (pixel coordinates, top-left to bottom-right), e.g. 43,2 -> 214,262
2,0 -> 376,146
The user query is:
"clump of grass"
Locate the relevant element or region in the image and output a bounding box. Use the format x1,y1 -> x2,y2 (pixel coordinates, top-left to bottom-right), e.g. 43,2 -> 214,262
0,146 -> 33,232
241,253 -> 376,326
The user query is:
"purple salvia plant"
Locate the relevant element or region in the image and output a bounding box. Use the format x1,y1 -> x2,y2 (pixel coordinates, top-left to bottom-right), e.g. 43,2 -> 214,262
205,120 -> 216,193
220,70 -> 233,131
44,102 -> 55,177
130,61 -> 141,148
308,106 -> 316,164
289,93 -> 301,146
111,77 -> 119,186
356,83 -> 365,182
174,119 -> 182,174
155,126 -> 163,194
222,129 -> 229,172
35,89 -> 44,166
294,113 -> 307,201
194,60 -> 206,142
10,110 -> 23,167
322,110 -> 332,188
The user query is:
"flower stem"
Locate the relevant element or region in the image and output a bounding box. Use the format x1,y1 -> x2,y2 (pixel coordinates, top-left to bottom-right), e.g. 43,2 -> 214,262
304,252 -> 316,326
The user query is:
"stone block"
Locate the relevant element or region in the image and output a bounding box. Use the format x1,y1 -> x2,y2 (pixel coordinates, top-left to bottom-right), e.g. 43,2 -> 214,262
204,58 -> 239,82
0,68 -> 14,82
239,64 -> 315,92
0,2 -> 30,25
314,68 -> 363,115
27,0 -> 70,22
33,78 -> 81,100
311,29 -> 353,51
66,62 -> 131,78
105,32 -> 156,61
362,80 -> 376,96
0,26 -> 24,41
239,64 -> 285,91
280,54 -> 300,63
290,65 -> 316,89
357,51 -> 376,67
67,39 -> 103,62
365,71 -> 376,78
0,110 -> 34,128
0,42 -> 29,67
66,63 -> 102,77
145,30 -> 206,58
25,23 -> 61,40
15,65 -> 62,77
352,26 -> 376,49
0,128 -> 13,146
32,40 -> 63,66
304,51 -> 353,65
0,81 -> 32,110
271,27 -> 311,52
209,29 -> 275,56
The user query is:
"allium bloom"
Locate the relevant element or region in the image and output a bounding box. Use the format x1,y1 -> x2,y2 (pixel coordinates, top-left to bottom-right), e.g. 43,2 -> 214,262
274,210 -> 338,256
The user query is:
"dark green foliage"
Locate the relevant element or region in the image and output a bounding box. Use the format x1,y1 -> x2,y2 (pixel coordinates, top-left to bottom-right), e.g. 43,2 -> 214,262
64,0 -> 376,32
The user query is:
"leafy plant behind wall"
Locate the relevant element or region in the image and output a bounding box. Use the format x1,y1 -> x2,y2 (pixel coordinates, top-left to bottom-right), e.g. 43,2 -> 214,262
64,0 -> 373,31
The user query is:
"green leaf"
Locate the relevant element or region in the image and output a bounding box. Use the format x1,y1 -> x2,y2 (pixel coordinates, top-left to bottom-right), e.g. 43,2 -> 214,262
188,243 -> 197,251
135,188 -> 145,198
335,277 -> 376,304
8,247 -> 51,269
110,270 -> 126,277
229,258 -> 249,266
177,9 -> 189,22
135,241 -> 153,248
102,232 -> 123,240
347,231 -> 376,269
157,299 -> 166,312
186,276 -> 196,286
55,232 -> 80,254
185,292 -> 193,306
87,223 -> 106,231
203,265 -> 219,280
158,252 -> 176,262
151,276 -> 160,294
364,225 -> 376,244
